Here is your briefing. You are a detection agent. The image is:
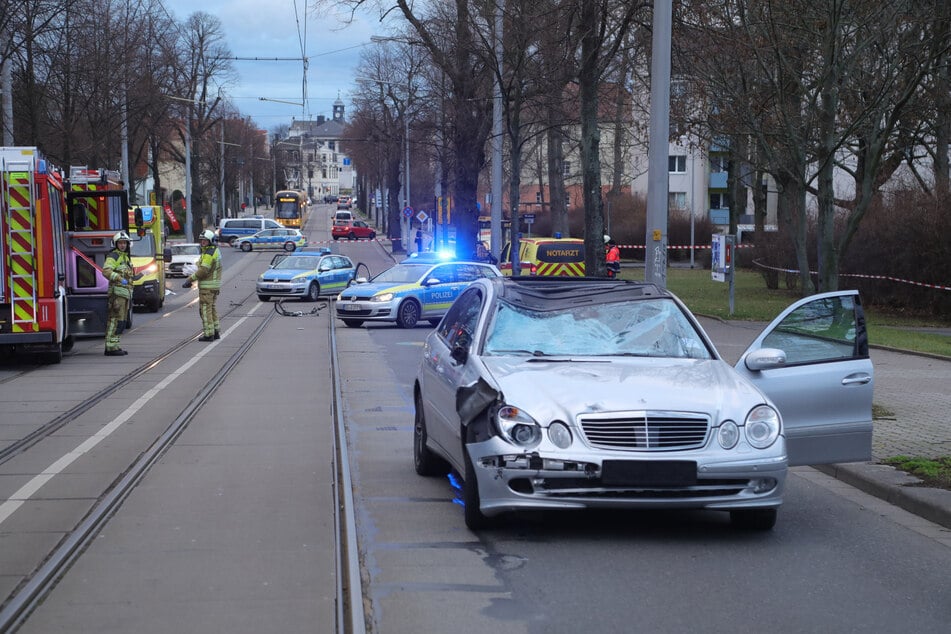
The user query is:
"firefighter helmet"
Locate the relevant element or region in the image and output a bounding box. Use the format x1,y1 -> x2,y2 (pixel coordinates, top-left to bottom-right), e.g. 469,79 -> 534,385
112,231 -> 131,246
199,229 -> 216,242
603,234 -> 611,244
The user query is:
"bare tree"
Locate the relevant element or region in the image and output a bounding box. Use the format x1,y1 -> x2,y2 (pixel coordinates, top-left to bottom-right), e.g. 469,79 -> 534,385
165,11 -> 234,239
679,0 -> 941,292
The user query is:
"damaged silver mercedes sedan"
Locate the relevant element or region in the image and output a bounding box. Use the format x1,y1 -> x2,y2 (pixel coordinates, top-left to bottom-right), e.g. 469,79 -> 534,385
413,277 -> 873,531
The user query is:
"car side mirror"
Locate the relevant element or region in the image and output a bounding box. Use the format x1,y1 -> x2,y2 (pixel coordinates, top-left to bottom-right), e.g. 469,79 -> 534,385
424,277 -> 441,286
744,348 -> 787,371
354,277 -> 368,284
450,342 -> 468,365
163,247 -> 172,263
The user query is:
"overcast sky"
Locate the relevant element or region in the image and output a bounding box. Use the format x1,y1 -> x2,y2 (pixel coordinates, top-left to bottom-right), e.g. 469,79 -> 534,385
161,0 -> 386,131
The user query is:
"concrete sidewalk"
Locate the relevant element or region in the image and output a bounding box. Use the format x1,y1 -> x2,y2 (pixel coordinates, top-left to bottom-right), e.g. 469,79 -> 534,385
698,316 -> 951,530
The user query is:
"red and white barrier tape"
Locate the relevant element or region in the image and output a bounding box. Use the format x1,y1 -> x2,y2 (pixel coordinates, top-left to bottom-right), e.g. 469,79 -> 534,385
751,259 -> 951,292
303,239 -> 949,292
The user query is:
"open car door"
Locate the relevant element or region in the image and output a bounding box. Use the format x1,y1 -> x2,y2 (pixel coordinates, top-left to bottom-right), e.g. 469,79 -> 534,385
734,290 -> 873,467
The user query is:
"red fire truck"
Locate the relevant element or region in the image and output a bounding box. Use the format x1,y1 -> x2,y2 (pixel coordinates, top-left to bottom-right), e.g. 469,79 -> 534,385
0,147 -> 72,363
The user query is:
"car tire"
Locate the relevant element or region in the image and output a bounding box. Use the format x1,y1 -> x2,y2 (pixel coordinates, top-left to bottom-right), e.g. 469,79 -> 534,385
414,392 -> 450,477
284,242 -> 296,252
227,236 -> 238,246
333,236 -> 339,241
240,242 -> 252,252
463,446 -> 494,530
368,232 -> 376,240
146,294 -> 161,313
342,319 -> 364,328
305,282 -> 319,302
258,295 -> 270,302
396,299 -> 420,329
348,232 -> 356,240
730,508 -> 777,531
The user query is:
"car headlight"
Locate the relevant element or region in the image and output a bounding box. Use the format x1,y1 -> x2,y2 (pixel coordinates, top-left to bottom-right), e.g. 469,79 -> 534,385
372,292 -> 394,302
495,405 -> 542,447
745,405 -> 781,449
141,262 -> 158,275
717,420 -> 739,449
548,421 -> 572,449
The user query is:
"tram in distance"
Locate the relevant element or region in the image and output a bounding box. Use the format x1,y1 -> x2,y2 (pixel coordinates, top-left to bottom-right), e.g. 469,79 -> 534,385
273,189 -> 309,229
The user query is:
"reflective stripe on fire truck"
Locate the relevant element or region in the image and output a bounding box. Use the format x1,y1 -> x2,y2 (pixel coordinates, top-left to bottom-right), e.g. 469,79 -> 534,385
2,169 -> 39,332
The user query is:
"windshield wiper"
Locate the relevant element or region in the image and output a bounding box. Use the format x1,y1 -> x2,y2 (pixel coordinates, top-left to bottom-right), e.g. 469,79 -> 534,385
491,349 -> 549,356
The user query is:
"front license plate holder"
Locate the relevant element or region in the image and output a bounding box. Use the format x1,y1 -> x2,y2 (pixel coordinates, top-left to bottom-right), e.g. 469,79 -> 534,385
601,460 -> 697,487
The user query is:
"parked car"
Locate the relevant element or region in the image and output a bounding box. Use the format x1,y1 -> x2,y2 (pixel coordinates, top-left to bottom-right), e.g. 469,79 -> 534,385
332,219 -> 376,241
337,195 -> 352,210
233,228 -> 307,252
336,257 -> 502,329
256,250 -> 357,302
413,277 -> 873,531
217,217 -> 284,245
165,242 -> 201,277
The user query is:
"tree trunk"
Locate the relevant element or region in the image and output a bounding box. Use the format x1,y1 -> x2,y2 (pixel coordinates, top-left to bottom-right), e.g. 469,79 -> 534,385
546,122 -> 568,236
579,0 -> 605,276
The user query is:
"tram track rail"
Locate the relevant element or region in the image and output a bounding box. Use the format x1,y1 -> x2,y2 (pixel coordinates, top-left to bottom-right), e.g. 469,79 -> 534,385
0,215 -> 369,632
0,298 -> 281,632
0,289 -> 262,467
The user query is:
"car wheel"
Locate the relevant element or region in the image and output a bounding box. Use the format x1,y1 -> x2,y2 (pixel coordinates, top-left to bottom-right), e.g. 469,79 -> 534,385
284,242 -> 296,252
240,242 -> 252,252
463,446 -> 494,530
414,392 -> 451,477
348,232 -> 356,240
396,299 -> 420,329
730,508 -> 777,531
333,236 -> 339,241
146,295 -> 161,313
342,319 -> 364,328
227,236 -> 238,246
369,232 -> 376,240
258,295 -> 271,302
305,281 -> 319,302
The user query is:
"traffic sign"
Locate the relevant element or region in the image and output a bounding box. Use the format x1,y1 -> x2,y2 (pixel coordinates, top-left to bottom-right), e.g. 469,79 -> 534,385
522,213 -> 535,224
402,206 -> 414,219
416,210 -> 429,223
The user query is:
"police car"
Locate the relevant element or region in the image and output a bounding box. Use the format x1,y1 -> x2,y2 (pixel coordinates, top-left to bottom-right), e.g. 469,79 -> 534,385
335,252 -> 502,328
257,248 -> 358,302
234,228 -> 307,252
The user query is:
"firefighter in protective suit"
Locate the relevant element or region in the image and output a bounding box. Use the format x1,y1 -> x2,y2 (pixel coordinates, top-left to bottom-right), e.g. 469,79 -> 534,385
103,231 -> 135,356
183,229 -> 222,341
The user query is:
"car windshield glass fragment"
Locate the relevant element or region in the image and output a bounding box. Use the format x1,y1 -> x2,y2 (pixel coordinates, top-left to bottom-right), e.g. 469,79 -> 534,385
484,297 -> 711,359
370,264 -> 430,284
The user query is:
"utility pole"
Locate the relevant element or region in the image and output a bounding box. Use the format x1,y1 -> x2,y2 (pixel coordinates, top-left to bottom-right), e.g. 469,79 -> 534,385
645,0 -> 671,288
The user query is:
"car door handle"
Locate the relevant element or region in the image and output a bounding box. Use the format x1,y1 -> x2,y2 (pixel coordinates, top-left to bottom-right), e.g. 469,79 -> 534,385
842,373 -> 872,386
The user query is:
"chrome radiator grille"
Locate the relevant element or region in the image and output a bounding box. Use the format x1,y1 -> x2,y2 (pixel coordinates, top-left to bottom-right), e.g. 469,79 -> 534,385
579,412 -> 710,451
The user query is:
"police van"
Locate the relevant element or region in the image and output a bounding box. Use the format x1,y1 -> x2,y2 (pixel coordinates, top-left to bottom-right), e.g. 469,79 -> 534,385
216,217 -> 284,245
499,236 -> 585,276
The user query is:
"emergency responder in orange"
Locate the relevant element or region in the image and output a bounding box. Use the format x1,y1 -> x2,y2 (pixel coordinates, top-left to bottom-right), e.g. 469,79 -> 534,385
182,229 -> 222,341
103,231 -> 135,356
605,235 -> 621,278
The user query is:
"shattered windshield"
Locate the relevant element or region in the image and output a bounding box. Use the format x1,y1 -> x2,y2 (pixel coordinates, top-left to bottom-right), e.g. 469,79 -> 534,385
484,297 -> 712,359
